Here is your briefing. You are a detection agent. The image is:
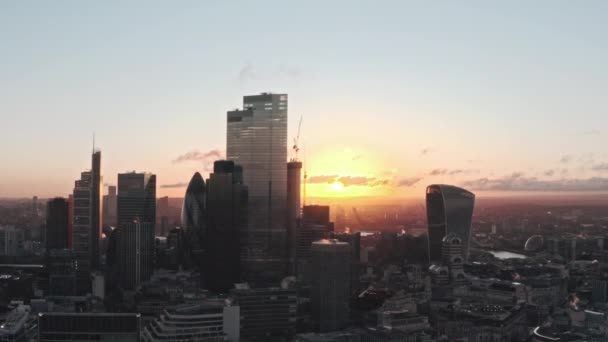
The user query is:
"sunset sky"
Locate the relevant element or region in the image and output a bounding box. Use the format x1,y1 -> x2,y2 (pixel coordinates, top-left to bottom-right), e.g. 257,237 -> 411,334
1,1 -> 607,199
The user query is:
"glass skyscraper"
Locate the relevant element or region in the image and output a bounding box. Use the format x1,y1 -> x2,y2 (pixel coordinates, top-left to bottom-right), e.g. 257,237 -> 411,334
426,184 -> 475,263
226,93 -> 288,284
116,172 -> 156,289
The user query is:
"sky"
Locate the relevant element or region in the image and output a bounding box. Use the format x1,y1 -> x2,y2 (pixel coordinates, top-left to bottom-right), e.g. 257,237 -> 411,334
1,1 -> 608,199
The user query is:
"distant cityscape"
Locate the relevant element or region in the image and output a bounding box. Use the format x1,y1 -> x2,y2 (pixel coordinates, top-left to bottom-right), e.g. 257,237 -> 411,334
0,93 -> 608,342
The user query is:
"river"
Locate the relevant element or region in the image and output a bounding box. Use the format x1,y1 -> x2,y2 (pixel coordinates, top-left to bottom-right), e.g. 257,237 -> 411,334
489,250 -> 527,259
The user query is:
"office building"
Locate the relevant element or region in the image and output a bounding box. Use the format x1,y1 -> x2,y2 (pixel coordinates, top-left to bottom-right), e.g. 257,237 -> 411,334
287,161 -> 302,275
442,233 -> 467,285
231,284 -> 297,340
426,184 -> 475,263
181,172 -> 206,270
296,206 -> 334,281
0,226 -> 24,256
311,239 -> 351,332
227,93 -> 289,284
205,160 -> 248,292
156,196 -> 169,236
47,249 -> 77,296
90,151 -> 103,270
103,185 -> 117,227
72,171 -> 92,294
38,312 -> 141,341
45,198 -> 70,250
117,172 -> 156,290
67,195 -> 73,248
142,301 -> 240,342
331,231 -> 362,294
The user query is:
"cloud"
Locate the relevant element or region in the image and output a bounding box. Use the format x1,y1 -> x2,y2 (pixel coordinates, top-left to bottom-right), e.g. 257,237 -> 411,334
428,168 -> 478,176
160,182 -> 188,189
352,154 -> 363,161
462,173 -> 608,191
544,169 -> 555,177
592,163 -> 608,172
306,175 -> 389,187
238,63 -> 256,81
337,176 -> 378,187
398,177 -> 423,187
429,168 -> 448,176
583,129 -> 601,135
172,149 -> 223,164
560,155 -> 573,164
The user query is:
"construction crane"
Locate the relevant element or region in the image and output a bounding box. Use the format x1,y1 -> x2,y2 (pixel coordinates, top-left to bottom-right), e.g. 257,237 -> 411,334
292,115 -> 303,161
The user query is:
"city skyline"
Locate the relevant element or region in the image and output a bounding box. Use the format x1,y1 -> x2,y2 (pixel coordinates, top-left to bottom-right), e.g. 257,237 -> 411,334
2,1 -> 608,199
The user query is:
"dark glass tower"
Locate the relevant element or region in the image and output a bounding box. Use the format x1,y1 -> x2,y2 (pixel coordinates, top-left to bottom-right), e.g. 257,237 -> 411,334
227,93 -> 288,285
116,172 -> 156,289
46,198 -> 70,250
426,184 -> 475,263
205,160 -> 248,292
181,172 -> 206,271
72,171 -> 92,294
90,151 -> 103,270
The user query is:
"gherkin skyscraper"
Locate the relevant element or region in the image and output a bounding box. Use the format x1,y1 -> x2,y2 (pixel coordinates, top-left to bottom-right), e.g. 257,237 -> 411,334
181,172 -> 206,274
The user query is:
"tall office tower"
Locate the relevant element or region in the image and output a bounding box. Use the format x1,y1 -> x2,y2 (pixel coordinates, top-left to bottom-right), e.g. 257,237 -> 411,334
67,195 -> 73,248
73,171 -> 92,294
227,93 -> 289,284
103,185 -> 117,227
310,239 -> 351,332
230,284 -> 297,340
426,184 -> 475,264
181,172 -> 206,270
331,231 -> 362,294
90,151 -> 103,270
286,161 -> 302,275
46,198 -> 70,250
156,196 -> 170,236
117,172 -> 156,289
38,313 -> 141,342
296,205 -> 334,280
205,160 -> 248,292
32,196 -> 39,216
47,249 -> 77,296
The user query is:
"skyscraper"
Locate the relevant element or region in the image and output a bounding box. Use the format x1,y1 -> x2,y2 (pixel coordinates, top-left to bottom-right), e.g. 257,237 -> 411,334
310,239 -> 351,332
426,184 -> 475,264
205,160 -> 248,292
181,172 -> 206,271
45,198 -> 69,250
296,205 -> 334,281
116,172 -> 156,289
103,185 -> 117,227
226,93 -> 289,284
90,151 -> 103,270
72,171 -> 92,294
287,161 -> 302,275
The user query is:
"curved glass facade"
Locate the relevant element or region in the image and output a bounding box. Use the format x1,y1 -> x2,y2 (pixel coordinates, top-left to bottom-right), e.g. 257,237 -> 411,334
182,172 -> 206,232
181,172 -> 206,269
426,184 -> 475,263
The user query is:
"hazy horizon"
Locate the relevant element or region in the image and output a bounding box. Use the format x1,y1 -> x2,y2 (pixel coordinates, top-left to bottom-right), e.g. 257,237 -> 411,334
2,1 -> 608,199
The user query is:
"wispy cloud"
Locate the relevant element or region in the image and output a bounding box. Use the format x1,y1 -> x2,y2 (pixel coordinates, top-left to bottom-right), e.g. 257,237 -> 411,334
397,177 -> 423,187
462,172 -> 608,191
307,175 -> 339,184
429,168 -> 448,176
544,169 -> 555,177
583,129 -> 601,135
172,149 -> 223,164
428,168 -> 478,176
560,155 -> 573,164
238,63 -> 256,81
352,154 -> 363,161
306,174 -> 390,187
160,182 -> 188,189
592,163 -> 608,172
